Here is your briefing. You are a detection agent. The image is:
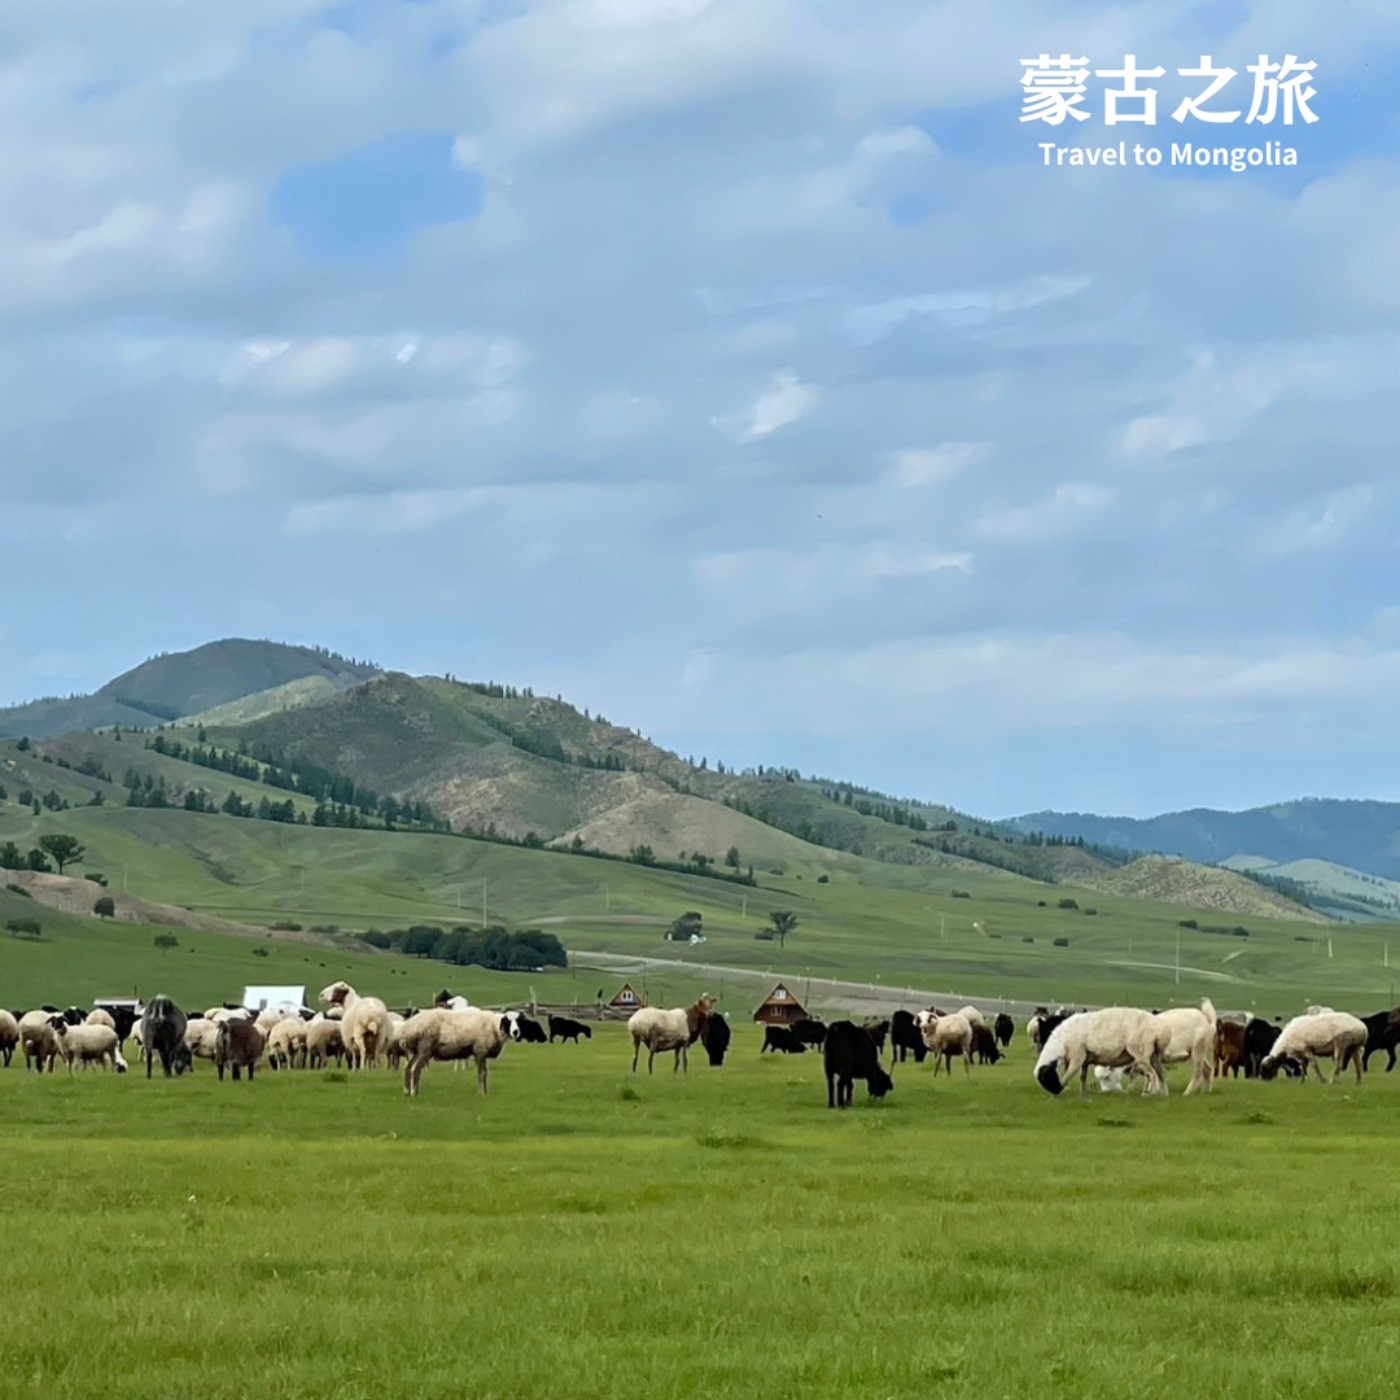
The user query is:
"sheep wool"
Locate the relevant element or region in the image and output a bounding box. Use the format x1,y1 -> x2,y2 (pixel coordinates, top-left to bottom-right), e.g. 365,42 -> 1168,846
399,1008 -> 523,1097
1262,1012 -> 1367,1085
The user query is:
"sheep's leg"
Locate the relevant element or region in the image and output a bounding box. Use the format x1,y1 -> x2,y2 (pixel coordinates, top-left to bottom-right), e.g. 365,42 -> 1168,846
477,1057 -> 489,1096
631,1037 -> 641,1074
962,1050 -> 971,1077
648,1045 -> 656,1075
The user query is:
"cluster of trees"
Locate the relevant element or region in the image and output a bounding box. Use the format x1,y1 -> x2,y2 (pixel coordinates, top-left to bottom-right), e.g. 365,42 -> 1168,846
0,834 -> 86,874
1236,867 -> 1315,910
360,923 -> 566,971
0,782 -> 72,814
815,787 -> 932,830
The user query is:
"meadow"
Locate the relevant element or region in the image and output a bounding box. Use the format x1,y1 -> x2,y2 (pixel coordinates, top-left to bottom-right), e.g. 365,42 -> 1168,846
3,1025 -> 1399,1399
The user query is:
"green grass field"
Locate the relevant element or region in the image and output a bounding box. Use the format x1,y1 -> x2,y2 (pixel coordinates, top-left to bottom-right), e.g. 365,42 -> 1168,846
3,1027 -> 1398,1399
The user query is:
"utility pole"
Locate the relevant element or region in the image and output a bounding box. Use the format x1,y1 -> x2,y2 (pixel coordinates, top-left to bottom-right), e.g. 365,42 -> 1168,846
1175,928 -> 1181,986
482,880 -> 487,928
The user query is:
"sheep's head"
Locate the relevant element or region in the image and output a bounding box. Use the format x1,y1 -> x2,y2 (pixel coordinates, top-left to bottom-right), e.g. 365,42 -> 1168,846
49,1016 -> 69,1036
1036,1061 -> 1065,1096
318,981 -> 351,1007
500,1011 -> 524,1042
1258,1055 -> 1280,1081
869,1066 -> 894,1100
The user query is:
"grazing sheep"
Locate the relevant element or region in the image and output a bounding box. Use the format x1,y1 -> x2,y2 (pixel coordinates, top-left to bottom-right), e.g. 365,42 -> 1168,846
1146,999 -> 1216,1096
515,1014 -> 548,1044
1360,1008 -> 1400,1073
957,1005 -> 988,1031
993,1012 -> 1015,1049
382,1011 -> 406,1068
761,1026 -> 807,1055
317,981 -> 390,1070
55,1022 -> 127,1073
890,1010 -> 928,1065
142,997 -> 191,1078
1214,1020 -> 1249,1078
971,1022 -> 1002,1065
1027,1007 -> 1050,1050
84,1008 -> 117,1034
399,1008 -> 524,1096
628,995 -> 716,1075
1261,1012 -> 1368,1085
19,1010 -> 63,1073
0,1008 -> 18,1067
265,1018 -> 308,1070
184,1018 -> 221,1068
305,1016 -> 346,1069
923,1012 -> 975,1076
1034,1008 -> 1169,1096
548,1015 -> 592,1044
215,1018 -> 263,1081
823,1020 -> 894,1108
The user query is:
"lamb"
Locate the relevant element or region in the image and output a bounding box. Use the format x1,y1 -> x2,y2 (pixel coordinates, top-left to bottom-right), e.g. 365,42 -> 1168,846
215,1017 -> 263,1081
306,1016 -> 346,1069
399,1008 -> 524,1096
1034,1008 -> 1169,1096
55,1022 -> 127,1073
627,995 -> 716,1075
1261,1011 -> 1368,1085
142,996 -> 191,1078
317,981 -> 390,1070
0,1008 -> 18,1067
19,1010 -> 63,1073
1145,999 -> 1216,1096
923,1012 -> 975,1076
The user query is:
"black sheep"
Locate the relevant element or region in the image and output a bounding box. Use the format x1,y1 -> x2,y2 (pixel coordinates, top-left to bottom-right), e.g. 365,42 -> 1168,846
823,1020 -> 894,1109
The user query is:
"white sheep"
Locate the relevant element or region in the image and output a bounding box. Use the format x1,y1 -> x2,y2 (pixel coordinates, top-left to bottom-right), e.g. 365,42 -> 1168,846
184,1017 -> 222,1068
1034,1008 -> 1169,1096
627,995 -> 716,1074
0,1008 -> 19,1067
55,1022 -> 127,1073
18,1011 -> 63,1073
399,1008 -> 523,1096
382,1011 -> 406,1069
305,1016 -> 346,1069
266,1018 -> 309,1070
1262,1011 -> 1367,1085
1093,1066 -> 1129,1092
957,1005 -> 988,1031
1145,999 -> 1217,1096
923,1012 -> 974,1076
84,1008 -> 117,1034
1026,1008 -> 1050,1050
317,981 -> 390,1070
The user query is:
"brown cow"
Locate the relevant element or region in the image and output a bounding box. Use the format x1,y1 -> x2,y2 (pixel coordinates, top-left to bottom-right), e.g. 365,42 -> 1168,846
1214,1020 -> 1248,1078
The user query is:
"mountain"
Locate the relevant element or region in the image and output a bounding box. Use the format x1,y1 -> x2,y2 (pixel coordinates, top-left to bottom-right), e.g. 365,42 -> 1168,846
1219,855 -> 1400,923
1009,799 -> 1400,884
0,640 -> 380,739
1074,855 -> 1326,924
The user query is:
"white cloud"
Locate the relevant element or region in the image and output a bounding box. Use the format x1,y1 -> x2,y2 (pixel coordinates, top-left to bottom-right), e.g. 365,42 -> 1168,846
976,483 -> 1113,544
715,367 -> 818,441
879,443 -> 984,489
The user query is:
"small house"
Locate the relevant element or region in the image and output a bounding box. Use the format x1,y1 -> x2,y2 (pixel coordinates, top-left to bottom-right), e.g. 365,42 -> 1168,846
752,981 -> 807,1025
608,982 -> 645,1010
242,985 -> 308,1015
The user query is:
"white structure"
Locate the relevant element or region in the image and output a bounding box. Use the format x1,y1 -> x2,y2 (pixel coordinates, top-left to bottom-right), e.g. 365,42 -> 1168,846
242,985 -> 307,1015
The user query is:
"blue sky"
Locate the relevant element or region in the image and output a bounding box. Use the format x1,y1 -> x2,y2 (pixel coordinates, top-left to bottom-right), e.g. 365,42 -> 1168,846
3,0 -> 1400,821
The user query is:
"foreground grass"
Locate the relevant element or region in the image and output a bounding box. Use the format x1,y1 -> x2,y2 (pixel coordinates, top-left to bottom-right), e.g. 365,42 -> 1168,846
3,1027 -> 1399,1399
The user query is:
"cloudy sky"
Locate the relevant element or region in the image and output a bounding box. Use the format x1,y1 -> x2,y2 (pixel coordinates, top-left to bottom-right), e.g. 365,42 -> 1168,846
3,0 -> 1399,819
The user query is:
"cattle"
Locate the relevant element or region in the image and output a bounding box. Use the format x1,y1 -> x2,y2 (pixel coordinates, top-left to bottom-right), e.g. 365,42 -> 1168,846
993,1012 -> 1014,1048
863,1019 -> 891,1055
1244,1018 -> 1282,1078
889,1010 -> 928,1065
548,1015 -> 593,1044
823,1020 -> 894,1109
1361,1008 -> 1400,1072
1214,1020 -> 1249,1078
515,1014 -> 548,1044
701,1012 -> 731,1066
789,1018 -> 828,1047
762,1025 -> 807,1054
141,997 -> 191,1079
971,1022 -> 1002,1065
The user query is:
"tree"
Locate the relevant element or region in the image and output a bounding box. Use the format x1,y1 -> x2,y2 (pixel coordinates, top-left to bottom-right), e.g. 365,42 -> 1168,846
26,848 -> 51,872
667,911 -> 703,942
0,841 -> 23,870
38,834 -> 86,874
93,896 -> 116,918
724,846 -> 741,869
767,910 -> 798,949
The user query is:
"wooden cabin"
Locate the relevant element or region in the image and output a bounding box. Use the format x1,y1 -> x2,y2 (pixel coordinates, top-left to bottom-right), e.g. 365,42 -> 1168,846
607,982 -> 645,1010
752,981 -> 807,1025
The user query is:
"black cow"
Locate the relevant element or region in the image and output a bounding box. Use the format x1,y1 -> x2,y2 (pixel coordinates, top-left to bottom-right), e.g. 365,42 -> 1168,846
548,1015 -> 592,1044
789,1018 -> 828,1047
972,1023 -> 1002,1065
516,1014 -> 549,1044
762,1025 -> 806,1054
142,996 -> 191,1079
994,1012 -> 1014,1048
863,1019 -> 891,1055
701,1012 -> 731,1066
890,1010 -> 928,1064
824,1020 -> 895,1108
1361,1009 -> 1400,1072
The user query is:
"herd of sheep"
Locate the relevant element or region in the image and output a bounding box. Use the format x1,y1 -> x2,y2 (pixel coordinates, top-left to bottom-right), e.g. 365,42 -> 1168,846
2,983 -> 1395,1110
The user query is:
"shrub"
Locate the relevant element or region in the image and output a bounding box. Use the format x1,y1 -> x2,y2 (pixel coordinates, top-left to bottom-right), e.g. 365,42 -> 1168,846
309,924 -> 339,933
7,917 -> 41,937
755,931 -> 777,941
816,874 -> 829,884
93,896 -> 116,918
950,890 -> 971,899
1178,918 -> 1198,929
1052,936 -> 1070,948
1057,898 -> 1078,910
1036,900 -> 1047,907
271,920 -> 303,932
153,932 -> 179,949
1083,907 -> 1097,916
1022,936 -> 1034,943
85,872 -> 108,886
5,883 -> 31,897
252,946 -> 269,957
1232,926 -> 1250,938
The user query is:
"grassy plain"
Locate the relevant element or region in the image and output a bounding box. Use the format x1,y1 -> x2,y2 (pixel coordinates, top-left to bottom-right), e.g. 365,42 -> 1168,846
2,1026 -> 1399,1399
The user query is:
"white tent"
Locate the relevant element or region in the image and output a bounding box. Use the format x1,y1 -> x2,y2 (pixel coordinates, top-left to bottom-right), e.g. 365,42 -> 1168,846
242,985 -> 307,1014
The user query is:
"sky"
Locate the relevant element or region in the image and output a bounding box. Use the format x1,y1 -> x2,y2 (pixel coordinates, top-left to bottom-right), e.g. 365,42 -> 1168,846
3,0 -> 1400,821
